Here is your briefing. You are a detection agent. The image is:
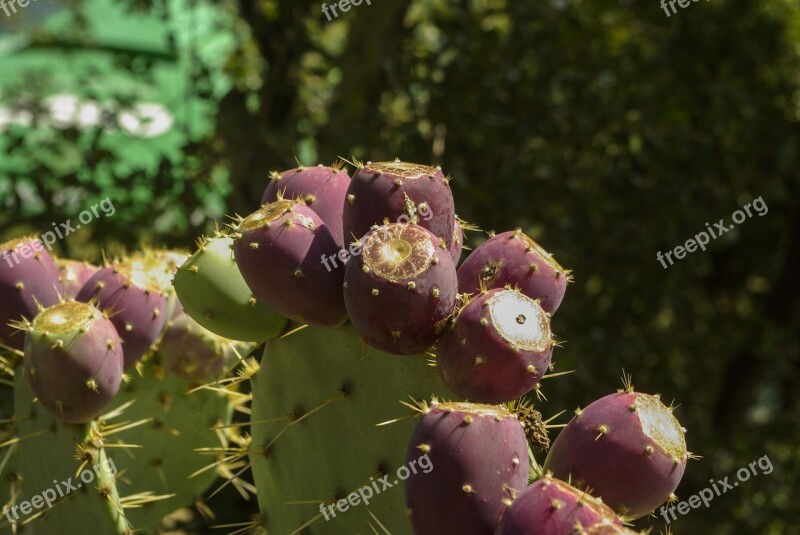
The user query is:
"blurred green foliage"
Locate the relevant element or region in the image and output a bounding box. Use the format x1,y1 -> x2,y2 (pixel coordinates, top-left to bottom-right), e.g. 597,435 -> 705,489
2,0 -> 799,533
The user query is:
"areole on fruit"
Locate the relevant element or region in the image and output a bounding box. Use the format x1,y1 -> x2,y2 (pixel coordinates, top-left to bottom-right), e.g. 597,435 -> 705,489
519,233 -> 565,276
238,199 -> 299,231
363,224 -> 435,282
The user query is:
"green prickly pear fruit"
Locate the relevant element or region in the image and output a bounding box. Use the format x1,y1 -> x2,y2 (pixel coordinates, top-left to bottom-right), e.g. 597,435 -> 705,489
173,233 -> 288,341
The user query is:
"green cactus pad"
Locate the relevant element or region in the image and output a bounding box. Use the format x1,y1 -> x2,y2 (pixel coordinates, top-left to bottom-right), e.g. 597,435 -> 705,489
173,234 -> 288,342
107,360 -> 235,530
249,323 -> 453,534
7,367 -> 130,534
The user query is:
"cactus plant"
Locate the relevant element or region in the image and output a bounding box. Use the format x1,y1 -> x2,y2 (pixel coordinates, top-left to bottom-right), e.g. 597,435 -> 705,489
248,323 -> 451,534
7,365 -> 131,534
0,155 -> 695,535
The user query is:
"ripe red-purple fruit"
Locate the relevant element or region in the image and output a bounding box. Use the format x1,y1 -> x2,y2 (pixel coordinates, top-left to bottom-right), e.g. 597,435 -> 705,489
437,288 -> 554,403
495,475 -> 622,535
76,263 -> 168,368
458,230 -> 569,314
0,237 -> 62,350
543,389 -> 689,519
261,164 -> 351,247
23,301 -> 124,423
343,223 -> 457,354
405,401 -> 529,535
342,160 -> 455,247
57,259 -> 100,299
233,200 -> 346,327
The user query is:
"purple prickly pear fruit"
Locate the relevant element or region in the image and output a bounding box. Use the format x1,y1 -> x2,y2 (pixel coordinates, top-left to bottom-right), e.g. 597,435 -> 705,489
0,237 -> 62,350
450,218 -> 464,265
23,301 -> 124,423
543,389 -> 689,519
342,160 -> 455,248
343,223 -> 457,354
405,401 -> 529,535
457,230 -> 569,314
127,248 -> 190,321
57,259 -> 100,299
158,311 -> 238,381
261,164 -> 351,247
233,200 -> 346,327
437,288 -> 554,403
495,475 -> 622,535
75,263 -> 168,368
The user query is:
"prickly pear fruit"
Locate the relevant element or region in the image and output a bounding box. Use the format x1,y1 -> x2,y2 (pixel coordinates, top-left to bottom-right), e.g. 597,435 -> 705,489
249,323 -> 451,534
158,311 -> 241,381
457,230 -> 569,313
342,160 -> 455,247
437,288 -> 554,403
57,259 -> 100,298
23,301 -> 124,423
126,248 -> 189,321
543,389 -> 688,519
343,223 -> 457,354
495,475 -> 622,535
450,218 -> 464,265
173,234 -> 287,341
0,237 -> 62,350
261,164 -> 351,247
233,200 -> 346,327
76,263 -> 168,368
405,401 -> 529,535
